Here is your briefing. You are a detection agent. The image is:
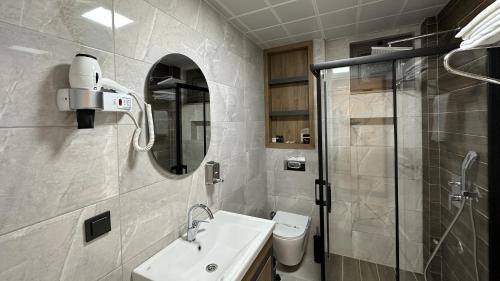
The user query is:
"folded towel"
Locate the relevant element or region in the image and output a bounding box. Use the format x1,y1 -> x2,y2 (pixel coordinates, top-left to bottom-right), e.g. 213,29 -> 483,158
456,0 -> 500,38
462,11 -> 500,40
460,26 -> 500,49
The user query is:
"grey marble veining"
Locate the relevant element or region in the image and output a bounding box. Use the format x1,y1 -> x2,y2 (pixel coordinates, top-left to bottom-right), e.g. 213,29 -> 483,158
0,0 -> 23,25
0,197 -> 121,281
0,0 -> 266,280
0,22 -> 116,127
20,0 -> 114,52
0,126 -> 118,235
120,179 -> 190,261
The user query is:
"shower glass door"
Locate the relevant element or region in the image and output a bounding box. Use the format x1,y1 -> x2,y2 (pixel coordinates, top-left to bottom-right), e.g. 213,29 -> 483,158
320,59 -> 398,281
316,45 -> 495,281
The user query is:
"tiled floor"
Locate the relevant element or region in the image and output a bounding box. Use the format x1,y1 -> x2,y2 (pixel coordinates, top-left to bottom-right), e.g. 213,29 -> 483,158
278,254 -> 424,281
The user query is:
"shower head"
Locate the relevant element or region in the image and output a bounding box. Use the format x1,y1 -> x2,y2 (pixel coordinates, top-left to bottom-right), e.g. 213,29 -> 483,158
462,151 -> 478,172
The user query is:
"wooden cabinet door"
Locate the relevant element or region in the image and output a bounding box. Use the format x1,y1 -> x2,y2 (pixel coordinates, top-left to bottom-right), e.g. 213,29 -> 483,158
255,256 -> 272,281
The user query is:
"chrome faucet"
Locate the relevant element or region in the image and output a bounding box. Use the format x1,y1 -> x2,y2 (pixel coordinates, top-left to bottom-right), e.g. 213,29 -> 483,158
187,204 -> 214,242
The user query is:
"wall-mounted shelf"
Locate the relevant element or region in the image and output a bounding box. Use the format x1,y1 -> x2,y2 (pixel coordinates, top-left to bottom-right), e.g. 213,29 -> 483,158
269,76 -> 309,86
269,110 -> 309,117
264,41 -> 314,149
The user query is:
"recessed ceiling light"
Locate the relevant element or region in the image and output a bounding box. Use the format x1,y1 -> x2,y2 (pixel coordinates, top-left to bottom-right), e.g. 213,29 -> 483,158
82,7 -> 133,28
8,45 -> 48,55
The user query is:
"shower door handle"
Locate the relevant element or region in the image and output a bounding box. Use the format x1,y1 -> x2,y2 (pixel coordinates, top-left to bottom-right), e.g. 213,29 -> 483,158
326,182 -> 331,213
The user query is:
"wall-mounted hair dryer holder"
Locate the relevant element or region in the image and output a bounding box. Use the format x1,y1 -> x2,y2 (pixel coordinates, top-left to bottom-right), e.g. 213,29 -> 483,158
57,88 -> 132,128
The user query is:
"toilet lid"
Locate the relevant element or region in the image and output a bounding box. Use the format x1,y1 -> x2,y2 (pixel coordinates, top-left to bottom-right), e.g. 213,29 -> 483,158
273,211 -> 310,239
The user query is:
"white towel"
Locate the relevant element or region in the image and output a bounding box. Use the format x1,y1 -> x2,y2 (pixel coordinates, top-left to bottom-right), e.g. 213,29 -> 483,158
462,11 -> 500,40
460,26 -> 500,49
456,0 -> 500,38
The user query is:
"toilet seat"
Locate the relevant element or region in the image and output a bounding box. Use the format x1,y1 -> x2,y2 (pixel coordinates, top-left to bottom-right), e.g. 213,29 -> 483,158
274,223 -> 307,240
273,211 -> 310,238
272,211 -> 311,266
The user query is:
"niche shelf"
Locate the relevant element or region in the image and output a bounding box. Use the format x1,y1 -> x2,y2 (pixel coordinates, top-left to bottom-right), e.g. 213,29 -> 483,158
264,41 -> 314,149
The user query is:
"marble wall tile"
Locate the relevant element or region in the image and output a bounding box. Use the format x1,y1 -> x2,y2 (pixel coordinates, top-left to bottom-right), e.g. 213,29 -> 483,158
398,148 -> 423,180
331,173 -> 355,202
210,121 -> 246,160
204,40 -> 244,88
0,0 -> 266,280
243,173 -> 268,217
116,3 -> 207,65
0,126 -> 118,235
351,125 -> 394,147
114,55 -> 153,125
355,176 -> 395,207
209,82 -> 244,122
144,0 -> 201,30
0,197 -> 121,281
352,202 -> 395,237
117,125 -> 166,193
196,2 -> 225,44
352,231 -> 396,268
121,231 -> 178,281
351,147 -> 395,178
99,267 -> 123,281
20,0 -> 114,52
0,0 -> 23,25
328,146 -> 351,174
113,0 -> 157,61
326,93 -> 350,119
350,91 -> 393,118
329,201 -> 354,257
120,179 -> 190,261
0,22 -> 115,127
244,87 -> 265,122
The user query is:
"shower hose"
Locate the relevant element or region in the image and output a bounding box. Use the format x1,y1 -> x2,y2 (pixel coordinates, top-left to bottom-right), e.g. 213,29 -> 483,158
423,198 -> 479,281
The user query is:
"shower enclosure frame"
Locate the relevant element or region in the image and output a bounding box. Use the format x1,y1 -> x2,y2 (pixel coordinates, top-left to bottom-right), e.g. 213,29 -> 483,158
311,44 -> 498,281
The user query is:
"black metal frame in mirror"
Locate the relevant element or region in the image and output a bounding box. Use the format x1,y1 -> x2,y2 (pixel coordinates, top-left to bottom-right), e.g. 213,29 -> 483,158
145,53 -> 210,176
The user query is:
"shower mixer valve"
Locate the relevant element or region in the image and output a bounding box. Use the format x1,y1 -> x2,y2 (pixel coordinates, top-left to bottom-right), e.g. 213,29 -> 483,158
447,151 -> 480,209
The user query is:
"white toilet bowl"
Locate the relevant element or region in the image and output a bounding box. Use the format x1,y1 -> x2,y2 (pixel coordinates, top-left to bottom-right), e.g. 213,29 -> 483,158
272,211 -> 311,266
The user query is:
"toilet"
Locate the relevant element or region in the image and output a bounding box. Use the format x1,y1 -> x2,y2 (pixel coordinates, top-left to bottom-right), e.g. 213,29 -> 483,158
272,211 -> 311,266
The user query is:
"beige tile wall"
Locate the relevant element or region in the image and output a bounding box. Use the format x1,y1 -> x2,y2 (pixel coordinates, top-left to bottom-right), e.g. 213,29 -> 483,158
0,0 -> 266,280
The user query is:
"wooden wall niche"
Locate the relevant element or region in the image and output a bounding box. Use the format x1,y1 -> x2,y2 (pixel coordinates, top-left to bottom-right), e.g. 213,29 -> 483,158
264,41 -> 314,149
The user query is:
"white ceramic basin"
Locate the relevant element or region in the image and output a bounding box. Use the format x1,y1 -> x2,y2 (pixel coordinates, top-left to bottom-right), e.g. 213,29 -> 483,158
133,211 -> 275,281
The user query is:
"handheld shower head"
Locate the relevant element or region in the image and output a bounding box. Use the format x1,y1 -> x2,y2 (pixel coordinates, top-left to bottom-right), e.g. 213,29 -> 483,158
461,151 -> 478,194
462,151 -> 478,172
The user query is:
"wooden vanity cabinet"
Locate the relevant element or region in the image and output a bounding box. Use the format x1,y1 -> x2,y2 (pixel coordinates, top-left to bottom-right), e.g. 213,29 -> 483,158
241,238 -> 273,281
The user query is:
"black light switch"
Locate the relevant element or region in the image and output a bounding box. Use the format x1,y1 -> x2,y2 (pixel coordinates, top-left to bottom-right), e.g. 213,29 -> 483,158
84,211 -> 111,242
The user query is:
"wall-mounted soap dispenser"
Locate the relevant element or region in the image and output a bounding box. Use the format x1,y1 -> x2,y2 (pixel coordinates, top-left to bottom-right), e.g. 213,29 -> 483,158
205,161 -> 224,185
57,54 -> 155,152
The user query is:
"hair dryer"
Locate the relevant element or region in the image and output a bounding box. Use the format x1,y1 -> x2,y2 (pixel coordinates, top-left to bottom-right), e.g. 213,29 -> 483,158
67,54 -> 155,152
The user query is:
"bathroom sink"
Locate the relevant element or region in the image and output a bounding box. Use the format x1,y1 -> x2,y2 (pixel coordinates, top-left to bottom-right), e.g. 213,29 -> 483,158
132,211 -> 275,281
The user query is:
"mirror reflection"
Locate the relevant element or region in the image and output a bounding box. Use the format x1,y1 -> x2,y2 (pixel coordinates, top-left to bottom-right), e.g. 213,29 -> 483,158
146,54 -> 210,176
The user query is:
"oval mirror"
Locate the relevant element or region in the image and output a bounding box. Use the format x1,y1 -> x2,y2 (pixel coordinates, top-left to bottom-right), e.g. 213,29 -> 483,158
146,53 -> 210,176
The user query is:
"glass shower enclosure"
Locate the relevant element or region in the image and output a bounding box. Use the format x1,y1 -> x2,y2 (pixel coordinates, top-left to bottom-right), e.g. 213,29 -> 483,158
311,45 -> 499,281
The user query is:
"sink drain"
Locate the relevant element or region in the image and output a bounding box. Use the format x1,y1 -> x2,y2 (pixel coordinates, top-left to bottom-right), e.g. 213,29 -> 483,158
206,263 -> 218,273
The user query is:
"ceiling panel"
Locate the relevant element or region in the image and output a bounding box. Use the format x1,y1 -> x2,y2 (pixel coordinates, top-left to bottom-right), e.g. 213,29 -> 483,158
238,9 -> 280,30
320,7 -> 357,29
403,0 -> 447,12
316,0 -> 358,14
253,25 -> 288,41
217,0 -> 268,16
359,0 -> 405,21
284,17 -> 319,35
357,16 -> 397,33
323,24 -> 357,39
205,0 -> 450,47
273,0 -> 315,22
